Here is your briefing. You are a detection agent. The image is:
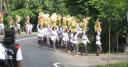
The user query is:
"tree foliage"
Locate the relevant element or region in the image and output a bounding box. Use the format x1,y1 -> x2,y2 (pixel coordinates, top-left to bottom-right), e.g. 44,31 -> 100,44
1,0 -> 128,52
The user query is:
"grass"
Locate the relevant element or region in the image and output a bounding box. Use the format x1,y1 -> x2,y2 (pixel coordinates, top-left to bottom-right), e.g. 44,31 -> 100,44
97,62 -> 128,67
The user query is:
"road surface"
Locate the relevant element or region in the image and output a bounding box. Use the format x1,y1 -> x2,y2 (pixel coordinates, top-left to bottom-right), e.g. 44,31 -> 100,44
0,33 -> 128,67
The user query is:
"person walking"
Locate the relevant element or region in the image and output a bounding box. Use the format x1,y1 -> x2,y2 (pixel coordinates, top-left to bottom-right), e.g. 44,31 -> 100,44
62,29 -> 69,52
94,19 -> 102,56
0,13 -> 4,35
50,27 -> 58,51
81,32 -> 90,55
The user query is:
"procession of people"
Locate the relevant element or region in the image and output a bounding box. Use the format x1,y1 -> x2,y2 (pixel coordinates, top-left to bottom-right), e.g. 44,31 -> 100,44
0,12 -> 103,56
36,12 -> 102,56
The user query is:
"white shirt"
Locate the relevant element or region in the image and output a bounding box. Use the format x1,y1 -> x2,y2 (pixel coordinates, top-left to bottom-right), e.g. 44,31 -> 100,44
43,28 -> 47,36
37,28 -> 44,37
72,34 -> 78,44
16,23 -> 20,29
96,35 -> 102,45
57,29 -> 63,38
0,23 -> 4,33
0,43 -> 23,61
69,33 -> 73,42
26,23 -> 32,30
82,35 -> 90,45
62,32 -> 69,41
76,25 -> 82,34
0,23 -> 4,29
46,27 -> 52,37
50,30 -> 58,41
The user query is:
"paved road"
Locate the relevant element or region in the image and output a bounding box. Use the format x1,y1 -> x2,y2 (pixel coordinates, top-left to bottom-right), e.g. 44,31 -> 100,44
0,33 -> 128,67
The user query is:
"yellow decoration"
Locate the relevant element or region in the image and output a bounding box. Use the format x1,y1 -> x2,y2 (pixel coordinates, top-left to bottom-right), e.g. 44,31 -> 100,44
8,16 -> 14,23
0,12 -> 3,22
15,15 -> 21,22
56,15 -> 62,26
50,13 -> 58,22
39,12 -> 44,17
83,17 -> 91,32
94,19 -> 102,32
52,23 -> 57,28
38,12 -> 51,27
25,16 -> 30,23
38,12 -> 44,27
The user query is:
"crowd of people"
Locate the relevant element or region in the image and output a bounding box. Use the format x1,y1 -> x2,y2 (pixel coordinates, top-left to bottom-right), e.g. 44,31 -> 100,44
0,12 -> 102,57
36,12 -> 102,56
0,13 -> 33,35
37,23 -> 102,56
0,11 -> 103,67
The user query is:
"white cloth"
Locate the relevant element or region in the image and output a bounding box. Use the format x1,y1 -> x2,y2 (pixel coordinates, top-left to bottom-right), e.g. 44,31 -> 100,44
69,33 -> 73,42
0,23 -> 4,33
0,23 -> 4,29
37,28 -> 44,37
0,43 -> 23,61
76,25 -> 82,34
57,29 -> 63,38
0,43 -> 6,60
96,35 -> 102,45
16,23 -> 20,29
97,31 -> 101,36
26,23 -> 33,34
72,36 -> 78,44
50,30 -> 58,41
46,27 -> 52,37
16,48 -> 23,61
82,35 -> 90,44
62,32 -> 69,41
43,28 -> 47,36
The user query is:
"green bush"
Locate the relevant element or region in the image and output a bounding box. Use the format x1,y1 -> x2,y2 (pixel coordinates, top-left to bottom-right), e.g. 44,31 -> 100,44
4,9 -> 35,26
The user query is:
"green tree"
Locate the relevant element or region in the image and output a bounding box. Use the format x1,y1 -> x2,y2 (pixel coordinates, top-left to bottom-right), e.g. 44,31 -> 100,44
88,0 -> 127,52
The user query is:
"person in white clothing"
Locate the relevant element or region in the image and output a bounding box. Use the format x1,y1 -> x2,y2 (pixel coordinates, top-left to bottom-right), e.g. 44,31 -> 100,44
94,19 -> 102,56
0,23 -> 4,35
26,23 -> 32,34
0,12 -> 4,35
29,24 -> 33,34
45,26 -> 52,45
37,25 -> 44,46
96,31 -> 102,56
76,24 -> 82,34
82,32 -> 90,55
0,28 -> 22,67
50,27 -> 58,51
62,29 -> 69,52
72,32 -> 79,55
15,22 -> 21,34
67,29 -> 74,54
15,15 -> 21,34
41,27 -> 47,45
57,27 -> 63,47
